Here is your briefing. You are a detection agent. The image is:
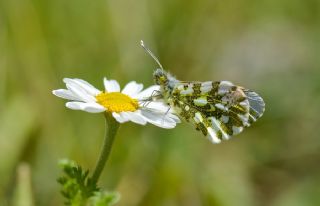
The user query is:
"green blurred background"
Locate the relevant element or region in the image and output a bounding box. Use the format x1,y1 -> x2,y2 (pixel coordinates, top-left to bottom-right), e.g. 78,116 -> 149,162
1,0 -> 320,205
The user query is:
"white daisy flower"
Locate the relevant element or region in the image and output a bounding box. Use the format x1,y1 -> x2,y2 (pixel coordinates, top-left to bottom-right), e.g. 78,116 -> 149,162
52,78 -> 180,129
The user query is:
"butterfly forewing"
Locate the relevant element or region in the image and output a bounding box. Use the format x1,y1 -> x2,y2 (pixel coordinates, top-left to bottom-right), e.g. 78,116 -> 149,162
168,80 -> 265,143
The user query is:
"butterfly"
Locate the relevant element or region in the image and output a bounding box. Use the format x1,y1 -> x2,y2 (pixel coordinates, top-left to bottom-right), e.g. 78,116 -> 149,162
141,41 -> 265,143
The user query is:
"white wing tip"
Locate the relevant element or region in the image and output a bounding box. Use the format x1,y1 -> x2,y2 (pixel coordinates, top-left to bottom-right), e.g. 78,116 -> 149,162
207,127 -> 221,144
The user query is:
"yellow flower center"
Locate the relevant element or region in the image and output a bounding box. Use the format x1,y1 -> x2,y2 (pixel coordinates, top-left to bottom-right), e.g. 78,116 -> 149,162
95,92 -> 139,113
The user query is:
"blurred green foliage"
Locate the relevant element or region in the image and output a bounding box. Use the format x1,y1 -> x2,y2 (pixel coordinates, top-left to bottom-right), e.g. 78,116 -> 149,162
1,0 -> 320,205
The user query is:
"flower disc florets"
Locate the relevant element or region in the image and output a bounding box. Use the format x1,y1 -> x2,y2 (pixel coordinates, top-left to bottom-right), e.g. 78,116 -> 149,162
95,92 -> 139,113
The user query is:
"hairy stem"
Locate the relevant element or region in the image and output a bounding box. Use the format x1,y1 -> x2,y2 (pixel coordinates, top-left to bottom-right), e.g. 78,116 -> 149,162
91,112 -> 120,184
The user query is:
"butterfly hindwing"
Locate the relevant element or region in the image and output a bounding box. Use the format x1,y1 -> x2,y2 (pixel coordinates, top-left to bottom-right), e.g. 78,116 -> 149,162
244,90 -> 265,124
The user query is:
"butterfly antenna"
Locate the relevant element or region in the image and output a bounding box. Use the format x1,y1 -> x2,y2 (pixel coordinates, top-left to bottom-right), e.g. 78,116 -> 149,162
140,40 -> 164,70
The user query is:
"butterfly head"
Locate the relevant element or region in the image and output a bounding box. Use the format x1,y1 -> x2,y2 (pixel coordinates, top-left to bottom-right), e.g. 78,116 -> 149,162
153,68 -> 168,86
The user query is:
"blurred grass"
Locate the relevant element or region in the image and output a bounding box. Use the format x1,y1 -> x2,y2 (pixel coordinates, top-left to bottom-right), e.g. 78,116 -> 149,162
13,163 -> 34,206
0,0 -> 320,205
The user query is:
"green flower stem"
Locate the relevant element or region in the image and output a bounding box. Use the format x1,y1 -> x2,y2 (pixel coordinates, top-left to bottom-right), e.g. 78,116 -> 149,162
91,112 -> 120,184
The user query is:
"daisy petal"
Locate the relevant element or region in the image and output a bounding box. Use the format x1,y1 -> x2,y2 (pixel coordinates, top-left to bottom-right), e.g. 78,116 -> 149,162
134,85 -> 160,99
104,77 -> 120,92
65,102 -> 83,110
122,111 -> 147,125
140,109 -> 177,129
81,103 -> 106,113
66,102 -> 105,113
122,81 -> 143,96
66,82 -> 96,103
52,89 -> 82,101
64,78 -> 100,96
143,101 -> 171,113
112,112 -> 129,123
167,113 -> 181,123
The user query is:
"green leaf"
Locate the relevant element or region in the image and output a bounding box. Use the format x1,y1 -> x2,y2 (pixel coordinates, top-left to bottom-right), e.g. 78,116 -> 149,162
57,159 -> 119,206
57,159 -> 99,205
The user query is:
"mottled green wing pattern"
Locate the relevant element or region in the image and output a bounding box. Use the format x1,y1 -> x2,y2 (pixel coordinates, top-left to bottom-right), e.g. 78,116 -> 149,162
168,80 -> 265,143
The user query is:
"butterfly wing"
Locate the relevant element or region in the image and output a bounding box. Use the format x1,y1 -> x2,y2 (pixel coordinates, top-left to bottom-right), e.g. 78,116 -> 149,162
170,80 -> 265,143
